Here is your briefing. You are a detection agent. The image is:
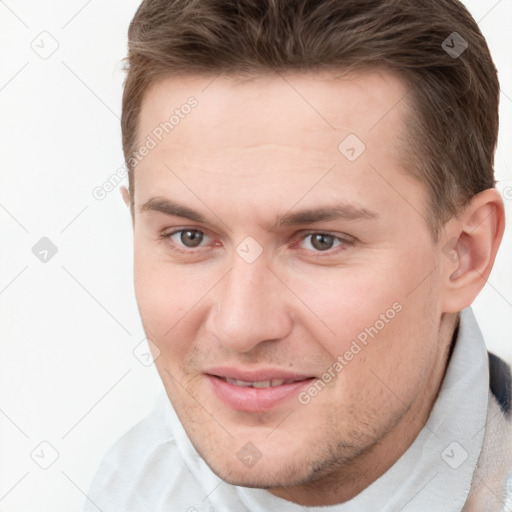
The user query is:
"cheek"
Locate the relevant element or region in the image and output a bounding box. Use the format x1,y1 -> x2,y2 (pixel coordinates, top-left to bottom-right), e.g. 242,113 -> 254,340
337,275 -> 440,413
133,242 -> 204,341
283,267 -> 412,359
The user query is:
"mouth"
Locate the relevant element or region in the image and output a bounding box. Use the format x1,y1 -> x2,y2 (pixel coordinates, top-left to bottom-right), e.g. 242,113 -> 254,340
205,369 -> 315,412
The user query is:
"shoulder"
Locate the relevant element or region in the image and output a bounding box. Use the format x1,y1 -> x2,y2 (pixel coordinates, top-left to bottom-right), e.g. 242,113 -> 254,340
83,395 -> 189,511
488,352 -> 512,418
464,354 -> 512,511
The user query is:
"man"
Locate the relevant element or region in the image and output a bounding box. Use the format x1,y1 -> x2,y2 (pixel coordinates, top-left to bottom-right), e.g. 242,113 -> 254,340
85,0 -> 512,510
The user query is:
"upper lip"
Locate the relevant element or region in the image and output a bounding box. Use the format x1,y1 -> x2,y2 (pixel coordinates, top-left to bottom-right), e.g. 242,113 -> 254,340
205,367 -> 314,382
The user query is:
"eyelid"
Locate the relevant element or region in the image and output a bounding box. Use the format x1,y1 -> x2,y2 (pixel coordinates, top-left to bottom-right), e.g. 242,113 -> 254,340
299,230 -> 355,242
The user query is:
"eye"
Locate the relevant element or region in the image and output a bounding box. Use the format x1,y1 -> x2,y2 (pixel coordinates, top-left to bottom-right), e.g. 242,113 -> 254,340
300,233 -> 346,252
168,229 -> 207,248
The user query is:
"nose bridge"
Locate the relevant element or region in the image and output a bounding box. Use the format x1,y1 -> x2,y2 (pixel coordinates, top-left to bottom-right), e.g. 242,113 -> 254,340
209,256 -> 291,352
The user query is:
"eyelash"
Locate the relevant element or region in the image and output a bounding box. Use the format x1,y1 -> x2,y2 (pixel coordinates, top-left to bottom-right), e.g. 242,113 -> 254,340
161,228 -> 354,257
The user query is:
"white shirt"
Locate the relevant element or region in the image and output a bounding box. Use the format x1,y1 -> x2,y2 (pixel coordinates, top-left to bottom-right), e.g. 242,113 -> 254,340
85,308 -> 490,511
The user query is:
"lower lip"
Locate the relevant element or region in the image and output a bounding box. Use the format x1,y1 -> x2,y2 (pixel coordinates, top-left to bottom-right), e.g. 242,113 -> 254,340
207,375 -> 314,412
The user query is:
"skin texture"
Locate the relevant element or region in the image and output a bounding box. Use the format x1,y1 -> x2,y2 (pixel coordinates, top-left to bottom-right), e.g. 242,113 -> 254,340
125,70 -> 505,506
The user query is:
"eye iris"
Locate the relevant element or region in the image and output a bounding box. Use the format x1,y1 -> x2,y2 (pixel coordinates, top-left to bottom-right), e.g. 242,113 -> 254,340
180,230 -> 204,247
311,233 -> 334,251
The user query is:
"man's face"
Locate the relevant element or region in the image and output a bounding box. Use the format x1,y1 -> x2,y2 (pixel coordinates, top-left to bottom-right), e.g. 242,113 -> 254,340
132,71 -> 451,502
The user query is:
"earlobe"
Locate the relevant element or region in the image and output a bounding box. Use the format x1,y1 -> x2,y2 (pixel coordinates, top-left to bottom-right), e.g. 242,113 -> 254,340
441,189 -> 505,313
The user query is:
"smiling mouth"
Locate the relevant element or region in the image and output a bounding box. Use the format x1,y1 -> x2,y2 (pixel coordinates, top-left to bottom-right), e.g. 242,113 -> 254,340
206,374 -> 315,411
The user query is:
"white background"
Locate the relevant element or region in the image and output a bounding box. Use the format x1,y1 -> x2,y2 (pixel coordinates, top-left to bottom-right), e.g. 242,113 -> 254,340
0,1 -> 511,510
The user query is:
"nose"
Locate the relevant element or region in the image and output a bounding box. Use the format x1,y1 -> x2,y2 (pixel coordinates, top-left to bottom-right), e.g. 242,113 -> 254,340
206,257 -> 293,353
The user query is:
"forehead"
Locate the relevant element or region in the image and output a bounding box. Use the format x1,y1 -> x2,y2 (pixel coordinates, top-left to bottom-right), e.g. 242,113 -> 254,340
133,69 -> 425,227
137,69 -> 410,153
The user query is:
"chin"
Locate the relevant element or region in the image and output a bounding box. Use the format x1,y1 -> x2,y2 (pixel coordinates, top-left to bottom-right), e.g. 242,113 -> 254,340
203,450 -> 313,490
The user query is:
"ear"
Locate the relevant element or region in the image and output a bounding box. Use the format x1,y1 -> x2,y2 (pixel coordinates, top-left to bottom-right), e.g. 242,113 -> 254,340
440,188 -> 505,313
121,186 -> 130,207
121,186 -> 135,227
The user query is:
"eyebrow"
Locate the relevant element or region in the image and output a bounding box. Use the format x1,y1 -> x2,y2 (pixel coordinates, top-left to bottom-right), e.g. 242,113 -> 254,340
275,204 -> 378,227
140,196 -> 378,227
140,197 -> 206,223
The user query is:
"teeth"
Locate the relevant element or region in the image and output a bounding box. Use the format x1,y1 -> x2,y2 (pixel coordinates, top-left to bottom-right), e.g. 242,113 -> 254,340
226,378 -> 253,387
252,380 -> 272,388
225,377 -> 289,388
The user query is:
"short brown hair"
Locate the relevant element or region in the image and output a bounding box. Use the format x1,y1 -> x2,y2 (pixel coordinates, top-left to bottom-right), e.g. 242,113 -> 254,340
122,0 -> 499,232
